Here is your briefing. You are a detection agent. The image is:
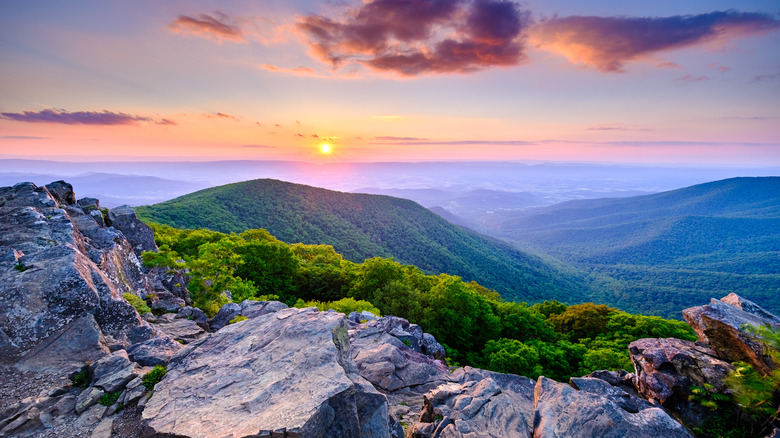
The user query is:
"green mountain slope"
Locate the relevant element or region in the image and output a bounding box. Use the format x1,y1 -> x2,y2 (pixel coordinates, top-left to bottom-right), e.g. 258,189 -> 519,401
487,177 -> 780,317
136,179 -> 590,304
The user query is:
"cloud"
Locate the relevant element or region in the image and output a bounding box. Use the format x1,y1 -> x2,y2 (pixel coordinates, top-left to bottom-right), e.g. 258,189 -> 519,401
206,112 -> 239,121
295,133 -> 305,137
370,139 -> 535,146
169,12 -> 245,42
1,135 -> 50,140
0,109 -> 170,126
530,10 -> 779,72
373,136 -> 429,141
751,72 -> 780,83
587,124 -> 651,131
676,74 -> 709,82
296,0 -> 532,76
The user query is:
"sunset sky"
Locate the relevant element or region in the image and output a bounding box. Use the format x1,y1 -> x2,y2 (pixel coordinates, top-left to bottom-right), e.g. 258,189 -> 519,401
1,0 -> 779,165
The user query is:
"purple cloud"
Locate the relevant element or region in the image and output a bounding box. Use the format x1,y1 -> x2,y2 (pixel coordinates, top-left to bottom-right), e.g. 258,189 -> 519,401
1,135 -> 50,140
0,109 -> 171,126
297,0 -> 532,76
531,10 -> 779,72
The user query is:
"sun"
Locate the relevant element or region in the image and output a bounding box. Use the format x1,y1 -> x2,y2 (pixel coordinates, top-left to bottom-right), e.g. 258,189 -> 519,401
319,143 -> 333,155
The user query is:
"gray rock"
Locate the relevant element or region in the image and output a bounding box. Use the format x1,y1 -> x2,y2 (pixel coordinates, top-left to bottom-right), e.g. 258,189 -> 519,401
75,387 -> 105,415
683,296 -> 779,375
14,315 -> 110,372
238,299 -> 289,319
533,376 -> 692,438
126,336 -> 182,367
44,181 -> 76,205
348,310 -> 378,324
142,308 -> 389,438
176,306 -> 208,324
153,317 -> 206,343
0,184 -> 157,366
209,302 -> 242,331
354,343 -> 450,392
90,350 -> 136,393
147,290 -> 185,312
77,197 -> 100,213
721,293 -> 780,323
421,333 -> 446,361
570,377 -> 652,414
105,205 -> 157,257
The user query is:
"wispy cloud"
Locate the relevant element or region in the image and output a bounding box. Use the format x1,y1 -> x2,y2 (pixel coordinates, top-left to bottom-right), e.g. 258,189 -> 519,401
296,0 -> 532,76
0,109 -> 172,126
1,135 -> 50,140
530,10 -> 779,72
205,112 -> 239,121
370,139 -> 535,146
587,124 -> 651,131
751,72 -> 780,83
169,12 -> 245,43
373,136 -> 429,141
676,74 -> 710,82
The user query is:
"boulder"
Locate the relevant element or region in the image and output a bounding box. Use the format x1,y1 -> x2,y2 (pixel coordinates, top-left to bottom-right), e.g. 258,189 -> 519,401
147,290 -> 186,312
683,296 -> 779,374
629,337 -> 733,426
43,181 -> 76,205
533,376 -> 692,438
126,336 -> 182,367
208,302 -> 242,331
410,367 -> 536,438
177,306 -> 208,324
105,205 -> 157,257
90,350 -> 136,393
348,310 -> 378,324
721,293 -> 780,324
239,299 -> 288,318
142,307 -> 390,438
153,317 -> 206,344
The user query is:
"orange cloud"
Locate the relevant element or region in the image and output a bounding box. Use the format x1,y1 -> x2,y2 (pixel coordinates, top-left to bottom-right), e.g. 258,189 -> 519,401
530,11 -> 779,72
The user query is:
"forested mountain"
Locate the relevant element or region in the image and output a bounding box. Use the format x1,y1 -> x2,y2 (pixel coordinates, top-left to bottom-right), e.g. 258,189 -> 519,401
135,179 -> 591,304
486,177 -> 780,317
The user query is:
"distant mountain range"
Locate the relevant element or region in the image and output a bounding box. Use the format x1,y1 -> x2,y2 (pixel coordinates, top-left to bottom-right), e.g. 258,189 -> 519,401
135,179 -> 592,304
483,177 -> 780,317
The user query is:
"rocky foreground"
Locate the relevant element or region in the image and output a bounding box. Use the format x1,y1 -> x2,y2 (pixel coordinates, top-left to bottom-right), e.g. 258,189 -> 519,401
0,181 -> 778,437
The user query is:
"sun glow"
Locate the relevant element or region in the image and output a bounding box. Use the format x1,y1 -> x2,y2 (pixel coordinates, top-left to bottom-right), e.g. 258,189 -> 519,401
319,143 -> 333,154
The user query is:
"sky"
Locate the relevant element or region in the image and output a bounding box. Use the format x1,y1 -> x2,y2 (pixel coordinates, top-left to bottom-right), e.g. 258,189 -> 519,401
1,0 -> 779,166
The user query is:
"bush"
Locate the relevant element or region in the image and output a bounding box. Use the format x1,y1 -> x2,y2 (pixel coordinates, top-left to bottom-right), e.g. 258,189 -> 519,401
98,392 -> 120,406
123,293 -> 151,314
229,315 -> 247,324
142,365 -> 167,391
70,365 -> 90,388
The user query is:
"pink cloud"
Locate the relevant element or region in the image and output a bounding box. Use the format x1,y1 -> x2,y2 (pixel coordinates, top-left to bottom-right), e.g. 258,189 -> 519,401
169,12 -> 245,43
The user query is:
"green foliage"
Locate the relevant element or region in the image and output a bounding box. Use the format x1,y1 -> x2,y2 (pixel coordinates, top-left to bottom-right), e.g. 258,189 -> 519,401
98,392 -> 120,406
725,325 -> 780,423
70,365 -> 90,388
138,221 -> 697,383
123,293 -> 151,315
229,315 -> 247,324
13,262 -> 28,272
548,303 -> 613,343
142,365 -> 167,391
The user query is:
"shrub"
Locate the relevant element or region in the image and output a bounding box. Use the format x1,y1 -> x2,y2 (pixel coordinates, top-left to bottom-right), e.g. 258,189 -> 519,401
229,315 -> 247,324
142,365 -> 167,391
70,365 -> 90,388
123,293 -> 151,314
13,262 -> 28,272
98,392 -> 120,406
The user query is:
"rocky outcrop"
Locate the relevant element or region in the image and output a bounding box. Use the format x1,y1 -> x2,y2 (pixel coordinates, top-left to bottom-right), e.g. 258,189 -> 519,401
143,307 -> 390,438
683,295 -> 779,375
105,205 -> 157,257
0,182 -> 156,369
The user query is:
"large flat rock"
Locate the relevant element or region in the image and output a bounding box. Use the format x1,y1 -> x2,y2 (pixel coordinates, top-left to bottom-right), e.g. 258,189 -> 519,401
142,307 -> 390,438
